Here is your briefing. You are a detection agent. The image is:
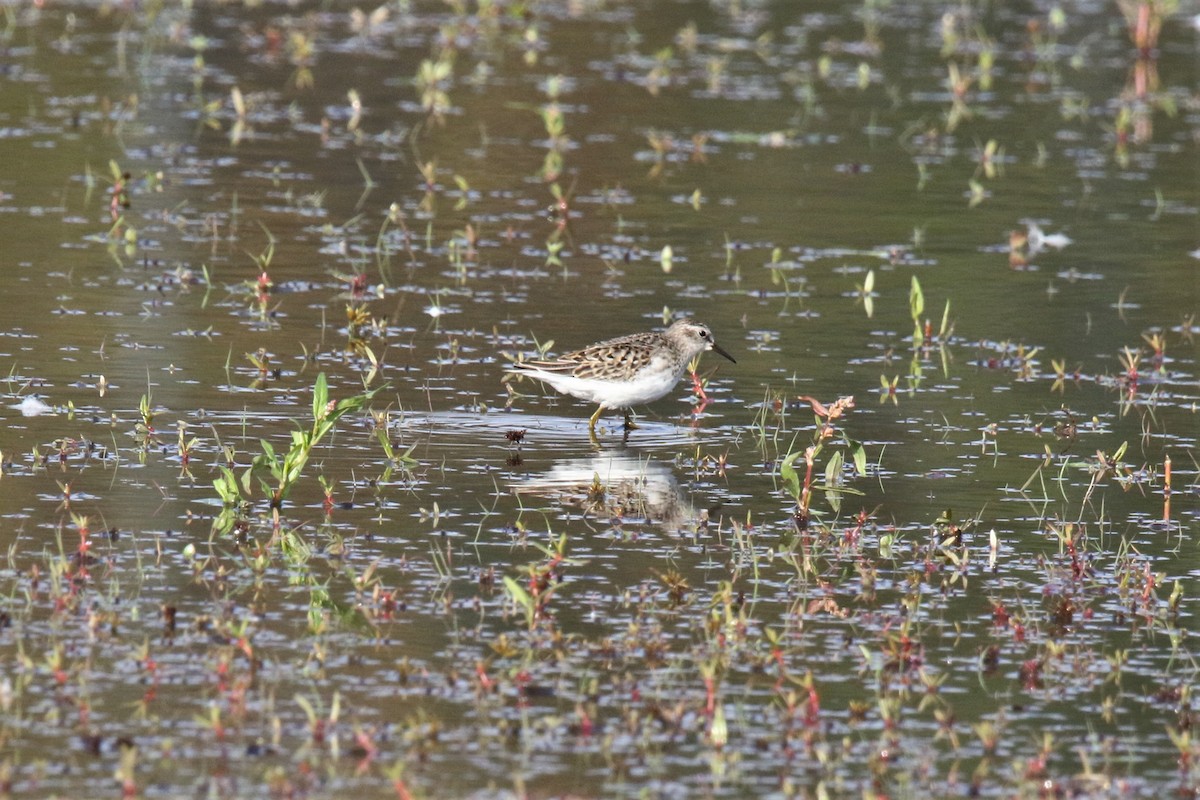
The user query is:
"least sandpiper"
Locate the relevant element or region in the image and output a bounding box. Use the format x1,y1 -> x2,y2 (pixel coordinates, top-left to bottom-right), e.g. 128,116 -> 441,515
507,319 -> 736,436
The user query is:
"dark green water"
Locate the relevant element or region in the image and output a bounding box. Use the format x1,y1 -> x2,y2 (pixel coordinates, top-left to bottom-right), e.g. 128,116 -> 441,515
0,2 -> 1197,797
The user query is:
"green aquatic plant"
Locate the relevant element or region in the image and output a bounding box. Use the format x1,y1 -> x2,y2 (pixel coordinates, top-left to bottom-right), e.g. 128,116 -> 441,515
373,416 -> 418,471
136,390 -> 155,435
416,53 -> 453,118
855,268 -> 875,318
906,276 -> 953,384
176,421 -> 199,475
244,235 -> 277,323
540,103 -> 566,181
211,464 -> 251,539
245,373 -> 382,510
779,395 -> 866,522
503,533 -> 572,632
210,374 -> 382,535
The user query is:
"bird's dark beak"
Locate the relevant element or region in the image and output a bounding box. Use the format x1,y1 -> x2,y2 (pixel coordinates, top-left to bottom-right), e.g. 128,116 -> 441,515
710,341 -> 736,364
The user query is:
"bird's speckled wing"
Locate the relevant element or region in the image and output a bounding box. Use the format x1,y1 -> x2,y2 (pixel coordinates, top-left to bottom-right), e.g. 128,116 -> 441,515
519,331 -> 659,379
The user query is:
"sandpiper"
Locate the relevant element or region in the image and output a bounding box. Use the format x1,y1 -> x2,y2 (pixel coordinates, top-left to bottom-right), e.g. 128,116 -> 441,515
507,319 -> 736,436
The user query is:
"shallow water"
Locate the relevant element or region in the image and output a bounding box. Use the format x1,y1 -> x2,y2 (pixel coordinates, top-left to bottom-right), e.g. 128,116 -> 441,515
0,1 -> 1197,797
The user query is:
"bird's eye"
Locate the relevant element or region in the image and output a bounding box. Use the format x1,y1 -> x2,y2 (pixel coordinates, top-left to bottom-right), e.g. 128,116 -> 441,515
699,330 -> 709,339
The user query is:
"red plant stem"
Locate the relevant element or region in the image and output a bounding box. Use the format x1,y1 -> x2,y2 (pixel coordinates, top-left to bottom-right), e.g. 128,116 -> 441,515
1135,1 -> 1150,53
800,446 -> 815,515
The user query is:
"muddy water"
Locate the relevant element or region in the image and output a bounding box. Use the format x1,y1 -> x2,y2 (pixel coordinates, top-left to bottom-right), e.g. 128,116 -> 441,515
0,2 -> 1197,798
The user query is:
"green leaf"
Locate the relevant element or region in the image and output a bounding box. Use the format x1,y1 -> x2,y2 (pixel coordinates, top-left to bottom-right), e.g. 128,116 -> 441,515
240,465 -> 255,496
824,450 -> 845,514
503,576 -> 533,614
780,450 -> 803,500
213,507 -> 238,536
909,275 -> 924,322
375,426 -> 395,459
850,441 -> 868,477
824,450 -> 844,488
213,467 -> 241,505
710,703 -> 728,747
312,372 -> 329,421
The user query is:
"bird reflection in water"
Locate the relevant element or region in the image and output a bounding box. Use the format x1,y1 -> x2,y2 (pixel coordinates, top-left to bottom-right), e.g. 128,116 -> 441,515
512,452 -> 717,537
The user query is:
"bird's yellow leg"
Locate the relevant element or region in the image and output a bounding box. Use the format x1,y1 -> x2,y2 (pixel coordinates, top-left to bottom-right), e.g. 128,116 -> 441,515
588,405 -> 604,435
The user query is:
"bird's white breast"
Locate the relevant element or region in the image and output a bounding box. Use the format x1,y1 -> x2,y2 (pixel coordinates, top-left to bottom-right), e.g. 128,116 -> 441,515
520,354 -> 683,409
